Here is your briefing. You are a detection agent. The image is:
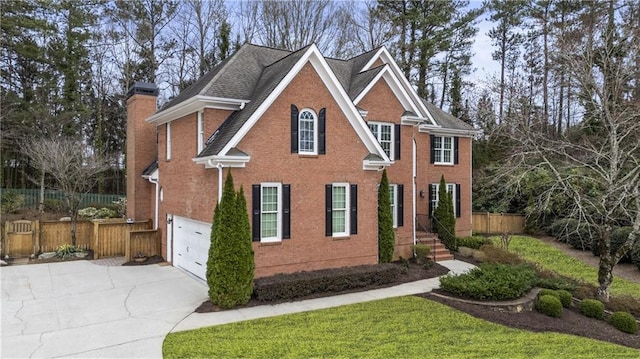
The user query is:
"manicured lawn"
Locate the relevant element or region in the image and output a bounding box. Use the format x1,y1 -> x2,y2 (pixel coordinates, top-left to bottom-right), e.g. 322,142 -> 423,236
503,236 -> 640,297
163,296 -> 637,358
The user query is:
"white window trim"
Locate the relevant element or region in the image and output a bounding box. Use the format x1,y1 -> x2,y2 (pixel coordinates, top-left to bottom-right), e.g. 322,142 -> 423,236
197,110 -> 204,154
260,182 -> 282,243
368,121 -> 394,160
431,183 -> 456,217
298,108 -> 318,155
433,135 -> 453,165
390,184 -> 398,228
332,182 -> 350,237
166,122 -> 172,160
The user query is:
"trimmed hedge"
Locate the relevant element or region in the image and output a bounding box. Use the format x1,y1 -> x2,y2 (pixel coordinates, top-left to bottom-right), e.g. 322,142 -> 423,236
609,311 -> 638,334
579,299 -> 604,319
538,289 -> 572,308
414,244 -> 431,264
457,236 -> 493,250
439,263 -> 537,301
253,264 -> 400,302
536,294 -> 563,318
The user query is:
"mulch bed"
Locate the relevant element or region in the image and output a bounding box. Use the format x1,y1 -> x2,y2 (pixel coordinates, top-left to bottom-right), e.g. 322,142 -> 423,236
420,291 -> 640,349
195,260 -> 449,313
14,249 -> 96,264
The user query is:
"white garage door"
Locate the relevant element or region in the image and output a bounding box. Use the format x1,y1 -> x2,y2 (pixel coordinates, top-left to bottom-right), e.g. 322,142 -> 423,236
173,216 -> 211,281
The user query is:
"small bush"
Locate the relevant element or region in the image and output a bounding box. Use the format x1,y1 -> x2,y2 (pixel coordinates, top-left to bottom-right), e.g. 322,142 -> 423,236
253,264 -> 399,302
607,295 -> 640,318
457,236 -> 493,250
78,206 -> 117,219
479,245 -> 524,265
579,299 -> 605,319
55,244 -> 80,259
609,311 -> 638,334
536,294 -> 563,318
537,289 -> 572,308
0,190 -> 25,214
413,244 -> 431,264
439,263 -> 537,301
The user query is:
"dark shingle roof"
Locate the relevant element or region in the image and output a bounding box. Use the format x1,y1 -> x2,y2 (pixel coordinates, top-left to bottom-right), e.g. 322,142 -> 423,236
141,161 -> 158,176
199,46 -> 310,157
348,65 -> 385,100
423,100 -> 474,131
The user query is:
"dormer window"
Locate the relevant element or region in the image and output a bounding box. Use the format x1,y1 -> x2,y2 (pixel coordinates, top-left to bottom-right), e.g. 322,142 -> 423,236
299,109 -> 317,154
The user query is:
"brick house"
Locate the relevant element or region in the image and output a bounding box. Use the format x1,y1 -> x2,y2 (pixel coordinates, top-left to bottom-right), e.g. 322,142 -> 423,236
126,43 -> 476,280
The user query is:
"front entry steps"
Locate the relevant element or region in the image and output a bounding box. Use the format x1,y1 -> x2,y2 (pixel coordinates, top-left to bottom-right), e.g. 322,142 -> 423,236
416,232 -> 454,261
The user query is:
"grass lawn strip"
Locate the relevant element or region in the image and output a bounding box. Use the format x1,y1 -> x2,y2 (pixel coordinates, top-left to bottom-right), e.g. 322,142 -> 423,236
503,236 -> 640,297
163,296 -> 637,359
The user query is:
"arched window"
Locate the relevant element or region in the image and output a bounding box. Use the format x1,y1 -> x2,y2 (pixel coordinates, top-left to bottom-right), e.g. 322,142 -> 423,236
298,109 -> 317,154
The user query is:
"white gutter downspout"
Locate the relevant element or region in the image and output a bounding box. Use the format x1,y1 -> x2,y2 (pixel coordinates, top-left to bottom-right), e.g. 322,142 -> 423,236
216,163 -> 223,203
412,135 -> 417,257
148,177 -> 159,230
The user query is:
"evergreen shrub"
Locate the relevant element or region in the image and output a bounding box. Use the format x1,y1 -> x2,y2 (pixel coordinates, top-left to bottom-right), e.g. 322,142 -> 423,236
456,236 -> 493,250
536,294 -> 563,318
439,263 -> 537,301
433,175 -> 456,250
609,311 -> 638,334
579,299 -> 604,319
378,169 -> 395,263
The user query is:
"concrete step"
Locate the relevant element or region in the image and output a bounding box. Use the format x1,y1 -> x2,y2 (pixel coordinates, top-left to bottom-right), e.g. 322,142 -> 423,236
416,236 -> 454,262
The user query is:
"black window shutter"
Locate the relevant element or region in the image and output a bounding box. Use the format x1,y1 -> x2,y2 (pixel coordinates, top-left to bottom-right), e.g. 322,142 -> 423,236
394,124 -> 401,160
291,105 -> 299,153
454,136 -> 459,164
350,184 -> 358,235
318,108 -> 326,155
455,183 -> 461,218
428,184 -> 434,217
252,184 -> 261,241
282,184 -> 291,239
325,184 -> 332,237
397,184 -> 404,227
430,135 -> 435,164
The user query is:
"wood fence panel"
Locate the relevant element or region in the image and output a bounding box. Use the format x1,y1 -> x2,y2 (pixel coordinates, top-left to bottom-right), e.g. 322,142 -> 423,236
39,221 -> 92,253
94,219 -> 152,258
472,213 -> 525,234
2,220 -> 34,257
125,230 -> 160,262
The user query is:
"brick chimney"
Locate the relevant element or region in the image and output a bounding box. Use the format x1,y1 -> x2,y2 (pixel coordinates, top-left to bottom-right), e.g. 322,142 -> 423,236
126,82 -> 158,221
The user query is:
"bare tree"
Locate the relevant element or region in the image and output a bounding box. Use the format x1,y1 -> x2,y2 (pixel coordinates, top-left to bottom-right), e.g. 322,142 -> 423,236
21,138 -> 111,245
503,29 -> 640,301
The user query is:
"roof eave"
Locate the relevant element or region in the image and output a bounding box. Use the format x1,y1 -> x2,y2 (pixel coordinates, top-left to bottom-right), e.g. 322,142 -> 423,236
147,96 -> 250,125
400,115 -> 427,126
192,154 -> 251,168
363,159 -> 393,171
418,124 -> 479,137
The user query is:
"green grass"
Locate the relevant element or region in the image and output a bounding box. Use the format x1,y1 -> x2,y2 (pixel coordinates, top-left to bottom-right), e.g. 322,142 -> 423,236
163,297 -> 637,358
501,236 -> 640,297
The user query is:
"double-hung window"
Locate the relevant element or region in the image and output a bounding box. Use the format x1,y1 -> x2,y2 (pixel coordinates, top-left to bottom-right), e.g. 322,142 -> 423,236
252,183 -> 291,242
430,135 -> 458,165
299,109 -> 317,154
325,183 -> 357,237
368,122 -> 400,160
389,184 -> 404,228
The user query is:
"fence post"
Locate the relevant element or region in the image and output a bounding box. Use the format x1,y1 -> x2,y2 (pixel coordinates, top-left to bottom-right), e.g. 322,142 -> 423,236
92,220 -> 100,259
33,220 -> 40,255
485,212 -> 490,234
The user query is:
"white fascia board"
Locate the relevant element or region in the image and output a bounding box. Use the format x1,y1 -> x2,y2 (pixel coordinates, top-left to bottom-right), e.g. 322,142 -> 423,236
363,158 -> 393,171
371,48 -> 438,126
146,96 -> 249,125
418,124 -> 479,137
400,115 -> 426,126
192,154 -> 250,168
220,44 -> 390,163
353,66 -> 422,117
141,168 -> 159,181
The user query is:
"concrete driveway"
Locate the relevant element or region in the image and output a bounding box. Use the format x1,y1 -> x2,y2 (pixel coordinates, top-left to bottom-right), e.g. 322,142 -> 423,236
1,260 -> 208,358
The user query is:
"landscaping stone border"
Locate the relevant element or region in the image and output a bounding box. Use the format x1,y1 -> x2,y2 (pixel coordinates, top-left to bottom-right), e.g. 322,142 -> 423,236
430,287 -> 542,313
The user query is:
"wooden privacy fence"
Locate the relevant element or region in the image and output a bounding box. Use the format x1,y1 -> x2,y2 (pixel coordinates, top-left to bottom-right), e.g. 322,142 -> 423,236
125,230 -> 161,262
1,219 -> 157,260
472,212 -> 525,234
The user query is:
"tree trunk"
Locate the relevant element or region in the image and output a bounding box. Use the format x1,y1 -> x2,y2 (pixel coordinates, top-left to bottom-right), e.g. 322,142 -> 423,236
596,254 -> 613,302
39,168 -> 45,213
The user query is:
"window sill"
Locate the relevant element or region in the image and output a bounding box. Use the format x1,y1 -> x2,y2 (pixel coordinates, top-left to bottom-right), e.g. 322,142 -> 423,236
433,162 -> 454,166
298,153 -> 318,158
259,241 -> 283,246
332,235 -> 351,241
